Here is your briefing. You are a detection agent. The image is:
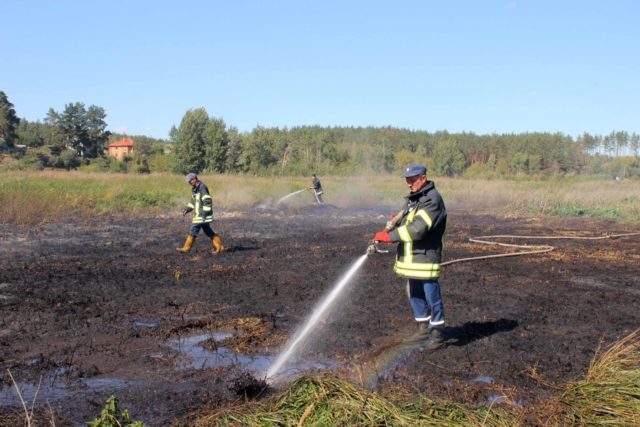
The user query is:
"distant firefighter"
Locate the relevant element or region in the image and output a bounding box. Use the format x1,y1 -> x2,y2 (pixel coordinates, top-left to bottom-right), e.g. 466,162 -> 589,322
176,173 -> 224,255
309,173 -> 324,204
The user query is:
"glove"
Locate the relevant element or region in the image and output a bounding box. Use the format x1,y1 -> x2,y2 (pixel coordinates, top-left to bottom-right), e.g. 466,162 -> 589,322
182,208 -> 192,216
373,230 -> 391,243
386,212 -> 402,230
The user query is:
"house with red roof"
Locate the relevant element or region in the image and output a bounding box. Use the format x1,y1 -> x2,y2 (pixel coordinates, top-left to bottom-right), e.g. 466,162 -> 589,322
107,137 -> 134,160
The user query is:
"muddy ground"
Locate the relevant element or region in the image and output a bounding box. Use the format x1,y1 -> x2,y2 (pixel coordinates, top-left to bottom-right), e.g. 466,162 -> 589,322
0,204 -> 639,425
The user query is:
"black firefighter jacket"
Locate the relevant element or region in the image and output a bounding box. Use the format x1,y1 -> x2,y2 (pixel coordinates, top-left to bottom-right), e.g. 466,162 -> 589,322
388,181 -> 447,280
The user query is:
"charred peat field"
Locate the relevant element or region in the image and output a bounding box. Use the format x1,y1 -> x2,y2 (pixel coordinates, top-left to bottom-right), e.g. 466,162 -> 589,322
1,204 -> 639,425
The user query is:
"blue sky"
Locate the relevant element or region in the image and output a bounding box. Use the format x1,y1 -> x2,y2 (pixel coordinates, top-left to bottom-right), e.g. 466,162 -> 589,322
2,1 -> 639,140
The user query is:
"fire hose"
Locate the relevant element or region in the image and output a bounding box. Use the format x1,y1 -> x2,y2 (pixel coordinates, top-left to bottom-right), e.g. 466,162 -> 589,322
366,209 -> 640,264
441,231 -> 640,267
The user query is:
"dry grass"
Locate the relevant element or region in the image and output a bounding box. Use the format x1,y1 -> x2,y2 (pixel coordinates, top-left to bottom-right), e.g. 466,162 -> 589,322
1,172 -> 638,226
555,329 -> 640,426
196,374 -> 520,427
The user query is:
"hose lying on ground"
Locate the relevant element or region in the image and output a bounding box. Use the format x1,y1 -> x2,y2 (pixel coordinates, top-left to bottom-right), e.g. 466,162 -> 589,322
442,231 -> 640,267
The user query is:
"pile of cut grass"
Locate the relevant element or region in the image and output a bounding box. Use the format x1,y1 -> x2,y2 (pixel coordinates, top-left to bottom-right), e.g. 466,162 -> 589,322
196,328 -> 640,426
558,328 -> 640,426
196,375 -> 519,427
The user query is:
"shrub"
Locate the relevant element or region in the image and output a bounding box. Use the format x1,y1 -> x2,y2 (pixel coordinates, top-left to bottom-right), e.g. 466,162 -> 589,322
88,395 -> 144,427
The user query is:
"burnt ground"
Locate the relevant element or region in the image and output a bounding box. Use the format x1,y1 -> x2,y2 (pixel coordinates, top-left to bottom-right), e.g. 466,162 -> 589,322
0,205 -> 639,425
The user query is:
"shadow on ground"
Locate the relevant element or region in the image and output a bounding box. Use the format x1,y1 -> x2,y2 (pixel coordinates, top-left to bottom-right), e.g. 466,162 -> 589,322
444,318 -> 519,346
362,319 -> 519,387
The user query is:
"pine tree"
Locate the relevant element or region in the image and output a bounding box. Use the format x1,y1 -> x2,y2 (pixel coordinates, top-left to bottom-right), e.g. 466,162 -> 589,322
0,91 -> 20,149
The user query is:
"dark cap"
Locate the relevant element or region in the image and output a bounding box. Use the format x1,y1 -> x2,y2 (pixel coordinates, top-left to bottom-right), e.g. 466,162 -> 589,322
185,173 -> 197,182
403,164 -> 427,178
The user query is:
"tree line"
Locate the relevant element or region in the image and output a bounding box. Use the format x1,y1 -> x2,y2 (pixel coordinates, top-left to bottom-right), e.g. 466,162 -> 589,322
2,91 -> 639,178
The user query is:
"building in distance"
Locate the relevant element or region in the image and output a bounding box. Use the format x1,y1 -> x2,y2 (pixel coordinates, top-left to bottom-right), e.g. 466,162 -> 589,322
107,137 -> 134,160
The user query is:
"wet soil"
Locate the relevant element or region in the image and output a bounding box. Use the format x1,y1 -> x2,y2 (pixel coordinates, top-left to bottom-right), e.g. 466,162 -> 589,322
0,205 -> 638,425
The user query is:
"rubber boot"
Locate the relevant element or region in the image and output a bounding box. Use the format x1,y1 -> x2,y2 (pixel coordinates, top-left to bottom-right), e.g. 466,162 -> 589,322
176,235 -> 195,253
422,327 -> 445,351
211,235 -> 224,254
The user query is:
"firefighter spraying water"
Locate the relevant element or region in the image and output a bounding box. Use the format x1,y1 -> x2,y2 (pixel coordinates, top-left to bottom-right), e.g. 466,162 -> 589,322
268,164 -> 446,381
266,192 -> 406,381
276,173 -> 326,206
308,173 -> 324,204
372,164 -> 448,349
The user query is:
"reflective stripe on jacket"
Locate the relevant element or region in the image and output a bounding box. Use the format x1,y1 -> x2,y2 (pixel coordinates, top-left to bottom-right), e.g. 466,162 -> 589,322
187,181 -> 214,224
389,181 -> 447,279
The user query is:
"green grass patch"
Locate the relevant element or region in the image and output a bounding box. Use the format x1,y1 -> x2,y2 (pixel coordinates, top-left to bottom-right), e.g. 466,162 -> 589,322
1,172 -> 638,225
98,189 -> 176,211
538,195 -> 640,222
544,203 -> 624,221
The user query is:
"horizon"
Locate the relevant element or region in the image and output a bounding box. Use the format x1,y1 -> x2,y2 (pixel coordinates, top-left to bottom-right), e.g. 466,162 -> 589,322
103,126 -> 638,143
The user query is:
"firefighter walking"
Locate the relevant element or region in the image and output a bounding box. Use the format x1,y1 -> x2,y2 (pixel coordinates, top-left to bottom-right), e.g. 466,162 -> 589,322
176,173 -> 224,255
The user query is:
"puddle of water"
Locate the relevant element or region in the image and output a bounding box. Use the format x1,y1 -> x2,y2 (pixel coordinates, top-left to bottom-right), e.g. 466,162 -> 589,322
0,376 -> 141,407
1,331 -> 338,412
187,345 -> 270,372
0,380 -> 71,406
471,375 -> 493,384
171,333 -> 337,379
133,320 -> 159,328
171,333 -> 271,373
210,331 -> 234,341
82,378 -> 132,390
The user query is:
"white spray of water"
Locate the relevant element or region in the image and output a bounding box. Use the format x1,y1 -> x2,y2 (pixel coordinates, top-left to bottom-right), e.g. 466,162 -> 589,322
276,189 -> 308,205
266,254 -> 369,381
